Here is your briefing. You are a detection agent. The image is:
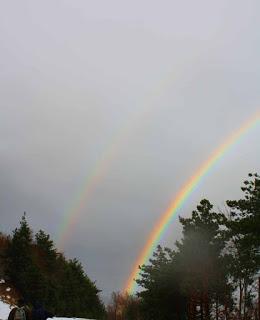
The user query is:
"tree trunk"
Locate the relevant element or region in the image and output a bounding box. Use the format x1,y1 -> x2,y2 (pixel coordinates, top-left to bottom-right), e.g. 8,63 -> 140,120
224,296 -> 229,320
204,294 -> 210,320
216,299 -> 219,320
258,277 -> 260,320
200,294 -> 204,320
188,295 -> 195,320
239,279 -> 242,320
243,280 -> 247,320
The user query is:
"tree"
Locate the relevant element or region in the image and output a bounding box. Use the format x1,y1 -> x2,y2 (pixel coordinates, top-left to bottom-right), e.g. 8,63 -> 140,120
176,199 -> 232,320
226,173 -> 260,320
3,215 -> 105,318
107,292 -> 141,320
136,245 -> 187,320
6,213 -> 44,302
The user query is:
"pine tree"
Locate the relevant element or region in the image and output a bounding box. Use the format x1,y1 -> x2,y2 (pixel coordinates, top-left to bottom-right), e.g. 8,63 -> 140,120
226,173 -> 260,319
7,213 -> 37,300
4,215 -> 105,318
136,245 -> 187,320
177,199 -> 232,320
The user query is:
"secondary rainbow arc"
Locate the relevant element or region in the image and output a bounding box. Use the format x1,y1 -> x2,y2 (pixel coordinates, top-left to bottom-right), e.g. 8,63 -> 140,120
124,111 -> 260,294
56,68 -> 182,249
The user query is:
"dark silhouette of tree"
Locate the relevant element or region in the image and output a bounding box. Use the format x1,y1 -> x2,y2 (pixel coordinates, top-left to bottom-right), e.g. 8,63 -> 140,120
136,245 -> 187,320
1,215 -> 105,319
1,173 -> 260,320
226,173 -> 260,320
177,199 -> 232,320
135,175 -> 259,320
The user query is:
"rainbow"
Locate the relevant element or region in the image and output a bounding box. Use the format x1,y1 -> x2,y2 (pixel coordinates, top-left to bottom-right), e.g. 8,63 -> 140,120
56,68 -> 182,249
124,111 -> 260,294
56,80 -> 169,248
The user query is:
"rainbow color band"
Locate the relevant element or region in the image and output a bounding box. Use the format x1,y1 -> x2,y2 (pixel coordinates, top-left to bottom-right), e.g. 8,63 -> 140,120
57,68 -> 181,249
124,111 -> 260,293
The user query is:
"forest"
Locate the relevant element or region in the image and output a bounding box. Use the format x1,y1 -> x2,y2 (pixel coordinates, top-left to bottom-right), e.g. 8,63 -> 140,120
107,173 -> 260,320
0,173 -> 259,320
0,215 -> 105,319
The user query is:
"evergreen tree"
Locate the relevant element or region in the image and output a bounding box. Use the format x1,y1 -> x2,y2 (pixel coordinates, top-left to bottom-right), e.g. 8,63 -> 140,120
227,173 -> 260,250
176,199 -> 232,320
3,215 -> 105,318
226,173 -> 260,319
136,245 -> 187,320
7,213 -> 43,302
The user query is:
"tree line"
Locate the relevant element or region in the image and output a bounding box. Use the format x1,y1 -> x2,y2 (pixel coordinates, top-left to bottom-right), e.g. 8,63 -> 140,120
107,173 -> 260,320
0,215 -> 105,319
0,173 -> 259,320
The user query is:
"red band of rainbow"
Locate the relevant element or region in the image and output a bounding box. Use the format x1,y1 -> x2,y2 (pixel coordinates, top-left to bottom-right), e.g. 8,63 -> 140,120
124,111 -> 260,293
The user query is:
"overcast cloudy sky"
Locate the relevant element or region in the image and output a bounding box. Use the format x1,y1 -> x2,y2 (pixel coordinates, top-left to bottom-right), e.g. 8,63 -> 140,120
0,0 -> 259,299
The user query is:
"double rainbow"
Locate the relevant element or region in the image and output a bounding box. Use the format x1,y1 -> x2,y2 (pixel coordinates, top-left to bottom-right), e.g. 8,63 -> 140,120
56,68 -> 181,249
124,111 -> 260,293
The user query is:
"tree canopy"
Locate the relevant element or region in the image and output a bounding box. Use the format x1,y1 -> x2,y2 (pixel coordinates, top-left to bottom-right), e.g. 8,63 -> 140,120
0,214 -> 105,319
134,173 -> 260,320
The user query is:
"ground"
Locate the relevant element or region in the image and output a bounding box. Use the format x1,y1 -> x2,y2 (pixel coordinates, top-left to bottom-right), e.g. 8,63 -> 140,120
0,301 -> 95,320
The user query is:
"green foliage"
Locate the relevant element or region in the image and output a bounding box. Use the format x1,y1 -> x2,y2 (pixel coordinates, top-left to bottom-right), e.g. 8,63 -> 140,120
6,213 -> 43,303
225,173 -> 260,317
1,173 -> 260,320
227,173 -> 260,251
136,200 -> 237,319
177,200 -> 233,318
137,246 -> 187,320
136,174 -> 260,320
2,215 -> 105,319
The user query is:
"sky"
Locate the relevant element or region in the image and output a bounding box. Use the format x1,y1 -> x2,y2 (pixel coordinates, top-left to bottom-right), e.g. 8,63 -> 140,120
0,0 -> 260,300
